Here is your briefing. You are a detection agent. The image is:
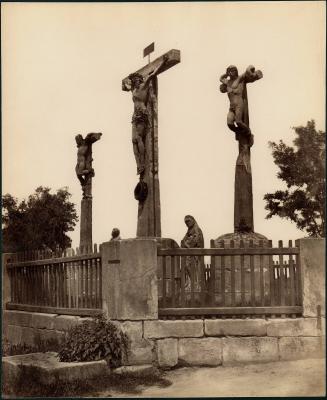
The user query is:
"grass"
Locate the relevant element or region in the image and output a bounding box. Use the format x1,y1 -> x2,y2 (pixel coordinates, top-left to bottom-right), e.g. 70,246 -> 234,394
2,337 -> 60,357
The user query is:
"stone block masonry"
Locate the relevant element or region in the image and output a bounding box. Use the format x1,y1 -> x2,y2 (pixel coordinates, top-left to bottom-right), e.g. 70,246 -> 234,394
178,338 -> 223,366
113,317 -> 325,368
223,337 -> 279,364
3,311 -> 325,368
144,320 -> 203,338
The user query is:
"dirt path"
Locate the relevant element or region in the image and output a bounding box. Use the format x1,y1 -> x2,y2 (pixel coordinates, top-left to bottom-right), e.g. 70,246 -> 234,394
99,358 -> 325,397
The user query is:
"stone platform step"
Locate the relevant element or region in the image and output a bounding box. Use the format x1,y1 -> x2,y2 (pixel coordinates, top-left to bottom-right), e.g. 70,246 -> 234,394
2,352 -> 157,386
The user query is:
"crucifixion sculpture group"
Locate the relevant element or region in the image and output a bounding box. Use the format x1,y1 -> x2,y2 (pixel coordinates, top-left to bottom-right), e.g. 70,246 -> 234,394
75,46 -> 263,246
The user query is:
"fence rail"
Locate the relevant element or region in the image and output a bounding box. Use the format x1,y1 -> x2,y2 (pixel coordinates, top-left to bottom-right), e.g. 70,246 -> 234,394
157,240 -> 303,318
6,247 -> 102,316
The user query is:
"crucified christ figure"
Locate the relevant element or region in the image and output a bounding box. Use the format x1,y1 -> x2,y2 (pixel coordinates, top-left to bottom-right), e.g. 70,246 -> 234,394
75,132 -> 102,198
220,65 -> 263,135
125,55 -> 168,175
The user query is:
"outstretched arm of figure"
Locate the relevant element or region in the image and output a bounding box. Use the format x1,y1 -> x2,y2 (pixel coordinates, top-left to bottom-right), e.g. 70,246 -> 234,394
122,79 -> 132,92
242,65 -> 263,83
143,55 -> 169,87
85,132 -> 102,144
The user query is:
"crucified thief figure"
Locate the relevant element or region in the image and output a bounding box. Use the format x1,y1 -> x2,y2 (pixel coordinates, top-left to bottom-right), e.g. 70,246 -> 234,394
126,55 -> 168,175
220,65 -> 263,135
75,132 -> 102,198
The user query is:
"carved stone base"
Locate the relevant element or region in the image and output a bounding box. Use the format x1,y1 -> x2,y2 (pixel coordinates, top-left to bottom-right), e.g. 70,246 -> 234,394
212,231 -> 269,248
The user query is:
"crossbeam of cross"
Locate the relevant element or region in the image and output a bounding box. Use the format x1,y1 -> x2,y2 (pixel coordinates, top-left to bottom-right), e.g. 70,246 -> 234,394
122,49 -> 180,237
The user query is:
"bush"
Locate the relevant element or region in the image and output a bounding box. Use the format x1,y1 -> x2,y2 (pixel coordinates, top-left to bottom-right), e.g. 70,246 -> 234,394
58,315 -> 129,367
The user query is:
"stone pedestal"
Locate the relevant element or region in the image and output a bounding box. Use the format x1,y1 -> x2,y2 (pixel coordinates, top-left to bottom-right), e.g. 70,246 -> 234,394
212,232 -> 269,307
80,198 -> 92,250
101,239 -> 158,320
296,238 -> 325,317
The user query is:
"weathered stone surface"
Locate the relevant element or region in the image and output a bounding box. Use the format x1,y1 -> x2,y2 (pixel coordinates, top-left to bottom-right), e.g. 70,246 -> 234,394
205,319 -> 267,337
21,327 -> 38,346
319,318 -> 325,336
298,238 -> 325,317
223,337 -> 278,364
53,315 -> 81,331
124,339 -> 155,366
103,239 -> 158,320
5,325 -> 64,348
279,337 -> 325,361
31,313 -> 57,330
113,364 -> 158,377
112,320 -> 154,366
2,322 -> 9,338
144,320 -> 204,339
6,325 -> 23,346
114,321 -> 143,343
267,318 -> 320,337
2,352 -> 109,386
157,339 -> 178,368
40,329 -> 66,345
178,338 -> 222,366
213,232 -> 269,248
3,310 -> 32,327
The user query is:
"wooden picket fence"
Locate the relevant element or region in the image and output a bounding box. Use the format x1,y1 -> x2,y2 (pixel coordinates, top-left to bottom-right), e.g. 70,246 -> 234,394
157,240 -> 303,318
5,245 -> 102,316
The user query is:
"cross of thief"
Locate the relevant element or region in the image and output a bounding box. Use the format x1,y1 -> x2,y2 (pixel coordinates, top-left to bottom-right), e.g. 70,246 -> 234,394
122,48 -> 180,237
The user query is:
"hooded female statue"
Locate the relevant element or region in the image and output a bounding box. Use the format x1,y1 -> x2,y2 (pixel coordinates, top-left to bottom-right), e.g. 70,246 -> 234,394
181,215 -> 204,293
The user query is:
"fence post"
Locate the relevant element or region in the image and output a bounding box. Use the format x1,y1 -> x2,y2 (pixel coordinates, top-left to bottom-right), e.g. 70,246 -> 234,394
2,253 -> 13,306
100,239 -> 158,320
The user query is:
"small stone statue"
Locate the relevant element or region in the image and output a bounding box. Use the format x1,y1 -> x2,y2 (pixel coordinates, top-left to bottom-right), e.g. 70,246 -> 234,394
75,132 -> 102,198
219,65 -> 263,135
124,55 -> 168,176
110,228 -> 121,241
181,215 -> 204,292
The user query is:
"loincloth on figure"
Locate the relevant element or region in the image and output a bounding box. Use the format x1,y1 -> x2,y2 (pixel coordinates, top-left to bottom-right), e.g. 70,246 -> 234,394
229,103 -> 242,114
131,107 -> 149,125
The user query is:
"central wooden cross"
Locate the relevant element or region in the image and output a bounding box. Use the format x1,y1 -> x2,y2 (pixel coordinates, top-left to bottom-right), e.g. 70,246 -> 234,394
122,49 -> 180,237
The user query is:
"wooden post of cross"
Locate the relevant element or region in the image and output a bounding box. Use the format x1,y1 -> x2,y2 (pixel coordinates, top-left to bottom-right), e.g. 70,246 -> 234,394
122,49 -> 180,237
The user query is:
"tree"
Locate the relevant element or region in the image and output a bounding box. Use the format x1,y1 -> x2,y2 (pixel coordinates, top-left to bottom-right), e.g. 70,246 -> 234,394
264,120 -> 325,237
2,186 -> 78,252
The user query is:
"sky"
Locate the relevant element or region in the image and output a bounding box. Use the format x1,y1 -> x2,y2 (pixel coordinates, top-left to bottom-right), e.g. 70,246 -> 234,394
2,1 -> 325,249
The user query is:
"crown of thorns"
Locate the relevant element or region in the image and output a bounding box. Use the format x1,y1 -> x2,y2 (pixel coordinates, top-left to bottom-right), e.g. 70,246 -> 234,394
128,72 -> 144,83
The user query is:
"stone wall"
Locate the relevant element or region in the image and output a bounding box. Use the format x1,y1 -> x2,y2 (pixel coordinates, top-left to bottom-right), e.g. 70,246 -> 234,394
2,310 -> 91,348
3,311 -> 324,367
112,317 -> 325,368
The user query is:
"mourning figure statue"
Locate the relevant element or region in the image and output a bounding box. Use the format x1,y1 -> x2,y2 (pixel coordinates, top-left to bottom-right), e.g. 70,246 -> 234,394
124,55 -> 168,176
75,132 -> 102,198
181,215 -> 204,292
